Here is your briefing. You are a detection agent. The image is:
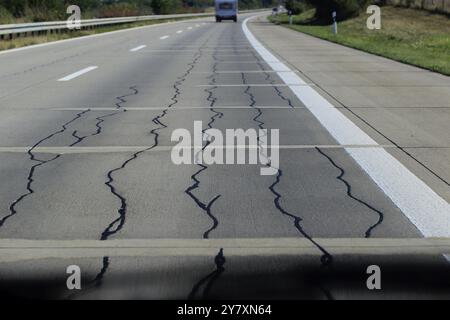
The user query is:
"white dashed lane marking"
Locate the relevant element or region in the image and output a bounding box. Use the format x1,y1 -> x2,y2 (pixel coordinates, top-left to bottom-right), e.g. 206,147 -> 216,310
57,66 -> 98,81
130,45 -> 146,52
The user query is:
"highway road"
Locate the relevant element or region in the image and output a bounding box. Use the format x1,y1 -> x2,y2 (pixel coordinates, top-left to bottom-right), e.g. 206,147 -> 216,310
0,12 -> 449,299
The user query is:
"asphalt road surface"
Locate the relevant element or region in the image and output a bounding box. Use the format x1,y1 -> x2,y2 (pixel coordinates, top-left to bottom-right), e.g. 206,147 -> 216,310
0,13 -> 449,299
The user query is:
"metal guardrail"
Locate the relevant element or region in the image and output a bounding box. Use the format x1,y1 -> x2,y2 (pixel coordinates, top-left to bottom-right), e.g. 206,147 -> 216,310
0,9 -> 269,39
0,13 -> 212,39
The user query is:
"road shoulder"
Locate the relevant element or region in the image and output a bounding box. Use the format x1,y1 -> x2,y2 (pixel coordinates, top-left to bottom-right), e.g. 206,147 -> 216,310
248,15 -> 450,203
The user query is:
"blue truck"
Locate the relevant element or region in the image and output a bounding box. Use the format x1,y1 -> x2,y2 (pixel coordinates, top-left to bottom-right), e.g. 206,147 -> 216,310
215,0 -> 238,22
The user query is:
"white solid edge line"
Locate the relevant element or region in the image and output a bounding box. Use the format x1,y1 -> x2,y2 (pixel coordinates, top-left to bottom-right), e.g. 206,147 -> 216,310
160,35 -> 169,40
0,18 -> 210,56
57,66 -> 98,81
242,16 -> 450,238
130,45 -> 146,52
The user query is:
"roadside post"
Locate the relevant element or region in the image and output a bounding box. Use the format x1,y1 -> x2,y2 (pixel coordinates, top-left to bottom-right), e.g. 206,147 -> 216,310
332,11 -> 337,34
288,10 -> 293,25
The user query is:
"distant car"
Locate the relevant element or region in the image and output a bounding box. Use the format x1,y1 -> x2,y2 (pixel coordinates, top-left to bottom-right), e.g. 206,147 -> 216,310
215,0 -> 238,22
272,7 -> 279,15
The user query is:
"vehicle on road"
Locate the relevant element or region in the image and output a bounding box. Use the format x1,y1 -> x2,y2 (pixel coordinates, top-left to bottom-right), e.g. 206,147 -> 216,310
215,0 -> 238,22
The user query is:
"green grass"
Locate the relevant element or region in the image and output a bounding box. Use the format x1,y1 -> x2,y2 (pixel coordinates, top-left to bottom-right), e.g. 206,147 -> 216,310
269,6 -> 450,76
0,15 -> 211,52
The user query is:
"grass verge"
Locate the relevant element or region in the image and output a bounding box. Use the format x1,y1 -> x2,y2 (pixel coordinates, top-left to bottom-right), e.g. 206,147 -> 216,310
0,15 -> 211,52
269,6 -> 450,76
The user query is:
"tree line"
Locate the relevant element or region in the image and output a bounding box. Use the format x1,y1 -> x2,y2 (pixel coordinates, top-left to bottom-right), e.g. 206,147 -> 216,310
284,0 -> 375,23
0,0 -> 276,22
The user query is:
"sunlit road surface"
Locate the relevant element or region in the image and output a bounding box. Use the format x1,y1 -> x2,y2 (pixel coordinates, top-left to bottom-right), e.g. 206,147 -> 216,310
0,13 -> 449,299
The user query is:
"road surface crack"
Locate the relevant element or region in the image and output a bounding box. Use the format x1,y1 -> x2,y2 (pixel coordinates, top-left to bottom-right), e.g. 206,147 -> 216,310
91,42 -> 209,288
100,51 -> 204,241
241,68 -> 334,299
0,109 -> 89,228
268,169 -> 333,265
241,72 -> 269,165
72,87 -> 139,145
251,50 -> 295,108
185,48 -> 223,239
315,147 -> 384,237
1,86 -> 140,229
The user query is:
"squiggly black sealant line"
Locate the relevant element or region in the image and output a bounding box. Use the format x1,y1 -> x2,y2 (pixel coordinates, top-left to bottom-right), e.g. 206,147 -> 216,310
248,49 -> 295,108
241,72 -> 269,165
0,109 -> 90,228
1,85 -> 141,230
100,53 -> 203,241
315,147 -> 384,237
268,169 -> 333,265
242,67 -> 334,298
91,41 -> 211,289
185,48 -> 223,239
